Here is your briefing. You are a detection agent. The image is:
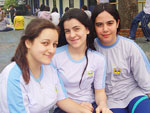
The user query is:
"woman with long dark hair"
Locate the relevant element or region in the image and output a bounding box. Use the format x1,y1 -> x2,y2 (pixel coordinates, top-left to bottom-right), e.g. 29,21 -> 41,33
92,3 -> 150,113
52,8 -> 112,113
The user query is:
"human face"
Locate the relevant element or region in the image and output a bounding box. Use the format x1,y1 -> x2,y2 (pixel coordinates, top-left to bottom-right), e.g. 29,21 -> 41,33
95,11 -> 120,46
26,28 -> 58,66
64,18 -> 89,49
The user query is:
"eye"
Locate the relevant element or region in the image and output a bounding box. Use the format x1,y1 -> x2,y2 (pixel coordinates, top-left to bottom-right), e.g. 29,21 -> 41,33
42,41 -> 49,46
107,21 -> 114,26
64,29 -> 70,34
95,23 -> 103,27
74,27 -> 80,32
53,43 -> 58,48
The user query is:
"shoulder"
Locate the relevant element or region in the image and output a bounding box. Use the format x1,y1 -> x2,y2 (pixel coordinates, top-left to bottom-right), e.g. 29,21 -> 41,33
119,35 -> 135,44
118,35 -> 142,51
1,62 -> 22,82
55,45 -> 67,54
52,45 -> 67,63
1,62 -> 21,74
88,49 -> 106,62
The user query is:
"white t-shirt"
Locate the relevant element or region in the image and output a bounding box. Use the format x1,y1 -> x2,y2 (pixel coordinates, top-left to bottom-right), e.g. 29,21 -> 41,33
94,35 -> 150,108
51,12 -> 60,25
52,45 -> 106,104
0,18 -> 10,30
0,62 -> 67,113
84,10 -> 92,19
144,0 -> 150,14
97,0 -> 109,3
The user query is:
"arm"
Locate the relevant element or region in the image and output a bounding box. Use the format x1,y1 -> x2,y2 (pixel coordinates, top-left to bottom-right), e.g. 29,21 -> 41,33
130,43 -> 150,94
95,89 -> 107,108
7,74 -> 30,113
57,98 -> 93,113
95,89 -> 112,113
94,55 -> 112,113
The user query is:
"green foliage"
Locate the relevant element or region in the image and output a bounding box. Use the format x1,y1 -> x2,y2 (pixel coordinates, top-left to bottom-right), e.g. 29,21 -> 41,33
4,0 -> 18,9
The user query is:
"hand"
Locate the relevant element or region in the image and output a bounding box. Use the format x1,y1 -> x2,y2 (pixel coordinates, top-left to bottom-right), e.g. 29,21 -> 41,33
147,93 -> 150,98
80,102 -> 94,112
96,105 -> 113,113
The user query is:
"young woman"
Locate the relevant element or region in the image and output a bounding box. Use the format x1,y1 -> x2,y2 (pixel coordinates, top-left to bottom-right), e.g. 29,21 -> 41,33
52,8 -> 112,113
0,11 -> 13,32
91,3 -> 150,113
0,18 -> 91,113
51,7 -> 60,25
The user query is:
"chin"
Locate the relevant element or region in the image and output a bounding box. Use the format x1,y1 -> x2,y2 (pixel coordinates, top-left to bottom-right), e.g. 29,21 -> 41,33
42,60 -> 51,65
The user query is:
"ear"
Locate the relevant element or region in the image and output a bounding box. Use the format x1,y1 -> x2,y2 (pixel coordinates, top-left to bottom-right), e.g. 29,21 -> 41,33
25,39 -> 32,49
86,28 -> 90,35
117,19 -> 120,28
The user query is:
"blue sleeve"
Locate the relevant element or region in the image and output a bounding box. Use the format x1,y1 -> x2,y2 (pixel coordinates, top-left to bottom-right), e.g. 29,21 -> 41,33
7,65 -> 28,113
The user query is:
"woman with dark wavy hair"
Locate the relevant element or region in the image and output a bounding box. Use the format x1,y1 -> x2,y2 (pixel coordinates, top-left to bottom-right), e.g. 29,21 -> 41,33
52,8 -> 112,113
91,3 -> 150,113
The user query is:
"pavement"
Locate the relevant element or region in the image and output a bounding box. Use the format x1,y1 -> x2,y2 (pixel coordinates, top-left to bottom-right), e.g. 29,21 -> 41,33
0,16 -> 34,72
0,16 -> 150,72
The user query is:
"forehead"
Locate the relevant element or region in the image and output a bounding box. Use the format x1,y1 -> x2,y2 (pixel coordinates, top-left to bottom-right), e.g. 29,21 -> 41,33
64,18 -> 83,28
36,28 -> 58,40
96,11 -> 115,22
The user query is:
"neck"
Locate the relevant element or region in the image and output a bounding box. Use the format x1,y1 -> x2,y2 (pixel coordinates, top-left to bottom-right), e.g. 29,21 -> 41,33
26,54 -> 41,79
68,45 -> 87,60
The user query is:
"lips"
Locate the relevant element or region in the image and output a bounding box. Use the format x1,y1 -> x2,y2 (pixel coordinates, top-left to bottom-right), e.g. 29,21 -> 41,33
102,34 -> 109,38
45,54 -> 53,59
70,38 -> 79,43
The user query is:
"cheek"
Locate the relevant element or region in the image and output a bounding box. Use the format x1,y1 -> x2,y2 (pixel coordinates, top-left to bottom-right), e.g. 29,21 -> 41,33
95,27 -> 102,34
65,34 -> 70,40
53,48 -> 57,54
111,26 -> 118,33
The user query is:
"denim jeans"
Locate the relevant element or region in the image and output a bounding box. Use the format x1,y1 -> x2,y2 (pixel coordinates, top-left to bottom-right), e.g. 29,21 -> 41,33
129,10 -> 150,40
111,96 -> 150,113
53,102 -> 98,113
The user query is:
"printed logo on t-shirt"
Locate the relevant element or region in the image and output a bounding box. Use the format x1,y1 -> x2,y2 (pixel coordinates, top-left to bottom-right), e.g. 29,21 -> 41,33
113,67 -> 121,75
55,85 -> 58,93
88,70 -> 94,77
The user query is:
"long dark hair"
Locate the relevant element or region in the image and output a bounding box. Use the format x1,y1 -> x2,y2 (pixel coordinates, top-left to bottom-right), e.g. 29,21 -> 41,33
11,18 -> 59,84
91,3 -> 121,37
58,8 -> 95,86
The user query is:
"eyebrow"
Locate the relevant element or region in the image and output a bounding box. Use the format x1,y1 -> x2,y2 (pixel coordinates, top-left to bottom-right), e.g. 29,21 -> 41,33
65,25 -> 80,29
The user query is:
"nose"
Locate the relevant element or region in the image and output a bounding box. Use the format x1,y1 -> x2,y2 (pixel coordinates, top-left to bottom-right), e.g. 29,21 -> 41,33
48,44 -> 56,54
70,30 -> 76,38
103,24 -> 108,32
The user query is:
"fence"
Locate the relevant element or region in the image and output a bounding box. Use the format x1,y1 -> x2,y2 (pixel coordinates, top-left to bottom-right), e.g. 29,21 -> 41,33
110,1 -> 145,12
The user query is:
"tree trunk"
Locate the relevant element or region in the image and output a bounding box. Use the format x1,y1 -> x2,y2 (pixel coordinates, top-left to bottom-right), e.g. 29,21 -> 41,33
118,0 -> 138,29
